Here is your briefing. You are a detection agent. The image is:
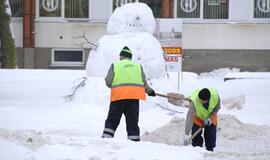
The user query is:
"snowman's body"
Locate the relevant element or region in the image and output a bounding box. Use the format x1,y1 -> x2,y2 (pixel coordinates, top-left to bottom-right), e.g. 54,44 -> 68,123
86,2 -> 166,79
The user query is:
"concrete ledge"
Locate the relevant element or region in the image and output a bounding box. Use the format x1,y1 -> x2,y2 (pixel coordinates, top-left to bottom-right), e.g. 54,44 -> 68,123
224,72 -> 270,81
183,49 -> 270,73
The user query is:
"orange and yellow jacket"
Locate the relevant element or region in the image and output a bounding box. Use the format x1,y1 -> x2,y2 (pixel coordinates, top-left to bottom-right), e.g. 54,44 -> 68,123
105,58 -> 153,102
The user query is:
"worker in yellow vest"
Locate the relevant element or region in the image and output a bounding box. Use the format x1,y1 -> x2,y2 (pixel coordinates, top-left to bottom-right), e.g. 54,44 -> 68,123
183,88 -> 221,151
101,46 -> 156,141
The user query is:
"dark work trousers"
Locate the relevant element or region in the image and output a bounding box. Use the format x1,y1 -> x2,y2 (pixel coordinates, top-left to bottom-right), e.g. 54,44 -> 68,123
191,123 -> 217,151
102,99 -> 140,141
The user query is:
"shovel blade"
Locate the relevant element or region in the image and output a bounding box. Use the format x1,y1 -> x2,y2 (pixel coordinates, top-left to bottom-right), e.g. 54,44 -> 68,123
167,92 -> 186,106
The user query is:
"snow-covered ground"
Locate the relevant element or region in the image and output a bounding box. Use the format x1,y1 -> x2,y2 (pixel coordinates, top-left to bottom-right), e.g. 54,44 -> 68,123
0,68 -> 270,160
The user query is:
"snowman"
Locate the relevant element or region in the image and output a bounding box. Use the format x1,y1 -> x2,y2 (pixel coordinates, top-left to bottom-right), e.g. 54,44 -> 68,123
85,2 -> 166,79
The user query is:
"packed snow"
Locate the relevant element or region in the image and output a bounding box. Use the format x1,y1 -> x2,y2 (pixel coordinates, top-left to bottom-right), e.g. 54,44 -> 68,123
85,32 -> 166,79
1,2 -> 270,160
86,2 -> 166,79
107,2 -> 156,34
0,68 -> 270,160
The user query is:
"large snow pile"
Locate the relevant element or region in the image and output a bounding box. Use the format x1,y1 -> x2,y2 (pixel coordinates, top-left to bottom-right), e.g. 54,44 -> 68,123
142,114 -> 270,160
222,94 -> 246,110
86,2 -> 166,79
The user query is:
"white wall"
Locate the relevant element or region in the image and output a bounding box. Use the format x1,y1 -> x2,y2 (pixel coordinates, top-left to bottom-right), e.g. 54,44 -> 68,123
182,23 -> 270,50
34,22 -> 107,48
229,0 -> 253,21
91,0 -> 113,21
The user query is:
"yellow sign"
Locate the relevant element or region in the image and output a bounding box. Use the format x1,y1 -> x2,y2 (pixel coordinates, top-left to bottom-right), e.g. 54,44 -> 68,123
162,47 -> 182,55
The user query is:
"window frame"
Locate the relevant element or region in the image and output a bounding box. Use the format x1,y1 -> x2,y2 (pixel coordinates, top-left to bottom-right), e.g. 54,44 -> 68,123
253,0 -> 270,20
51,48 -> 85,66
174,0 -> 270,23
9,0 -> 23,18
36,0 -> 91,21
174,0 -> 203,21
174,0 -> 230,23
139,0 -> 163,18
113,0 -> 139,10
203,0 -> 229,19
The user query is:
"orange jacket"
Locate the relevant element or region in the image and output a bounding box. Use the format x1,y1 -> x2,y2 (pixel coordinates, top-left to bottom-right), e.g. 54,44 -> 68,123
193,114 -> 218,127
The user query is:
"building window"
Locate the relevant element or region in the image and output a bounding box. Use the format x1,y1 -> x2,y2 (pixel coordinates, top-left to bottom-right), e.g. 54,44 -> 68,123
254,0 -> 270,18
51,49 -> 84,66
9,0 -> 23,17
39,0 -> 62,17
177,0 -> 200,18
203,0 -> 229,19
113,0 -> 118,11
176,0 -> 229,19
113,0 -> 138,10
65,0 -> 89,18
38,0 -> 89,18
140,0 -> 162,18
112,0 -> 162,18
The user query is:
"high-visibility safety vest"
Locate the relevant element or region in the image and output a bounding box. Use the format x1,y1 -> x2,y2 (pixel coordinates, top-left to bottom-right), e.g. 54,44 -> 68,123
110,59 -> 146,102
190,88 -> 219,126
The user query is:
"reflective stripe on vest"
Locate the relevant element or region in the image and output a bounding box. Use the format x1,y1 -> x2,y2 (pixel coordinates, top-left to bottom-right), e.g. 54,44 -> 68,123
190,88 -> 218,121
111,59 -> 146,102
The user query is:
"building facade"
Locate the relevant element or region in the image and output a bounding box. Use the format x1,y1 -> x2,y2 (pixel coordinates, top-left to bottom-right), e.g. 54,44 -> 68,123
9,0 -> 270,72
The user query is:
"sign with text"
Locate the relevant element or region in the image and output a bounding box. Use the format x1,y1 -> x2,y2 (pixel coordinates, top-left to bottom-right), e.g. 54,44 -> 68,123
156,19 -> 182,72
163,47 -> 182,55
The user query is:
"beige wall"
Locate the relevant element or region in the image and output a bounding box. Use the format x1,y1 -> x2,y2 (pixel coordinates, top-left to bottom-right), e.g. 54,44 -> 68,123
12,21 -> 270,50
182,23 -> 270,50
34,22 -> 107,48
11,20 -> 107,49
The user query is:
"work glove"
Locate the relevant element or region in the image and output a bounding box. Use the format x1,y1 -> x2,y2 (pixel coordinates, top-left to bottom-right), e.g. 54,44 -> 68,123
183,134 -> 191,146
148,89 -> 156,97
203,118 -> 212,127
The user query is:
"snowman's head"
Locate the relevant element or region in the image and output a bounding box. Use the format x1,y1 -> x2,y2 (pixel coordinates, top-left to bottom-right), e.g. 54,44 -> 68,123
107,2 -> 156,35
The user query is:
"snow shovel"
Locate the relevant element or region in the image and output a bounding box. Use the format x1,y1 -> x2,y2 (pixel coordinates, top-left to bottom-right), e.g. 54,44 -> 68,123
184,127 -> 203,146
156,93 -> 189,106
188,116 -> 212,145
189,127 -> 203,144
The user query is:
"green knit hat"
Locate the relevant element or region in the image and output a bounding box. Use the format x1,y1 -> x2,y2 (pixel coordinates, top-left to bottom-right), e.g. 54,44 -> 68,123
120,46 -> 132,59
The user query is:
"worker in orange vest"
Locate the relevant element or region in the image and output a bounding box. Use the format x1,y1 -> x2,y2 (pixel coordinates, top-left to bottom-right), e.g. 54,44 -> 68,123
101,46 -> 156,141
183,88 -> 221,151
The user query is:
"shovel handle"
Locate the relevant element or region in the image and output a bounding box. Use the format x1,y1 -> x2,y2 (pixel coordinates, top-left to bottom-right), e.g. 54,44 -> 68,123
156,93 -> 180,100
189,127 -> 203,142
189,117 -> 213,143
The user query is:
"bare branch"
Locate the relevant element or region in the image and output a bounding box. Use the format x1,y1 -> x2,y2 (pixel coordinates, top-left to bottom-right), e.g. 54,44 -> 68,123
65,76 -> 88,102
73,31 -> 98,49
